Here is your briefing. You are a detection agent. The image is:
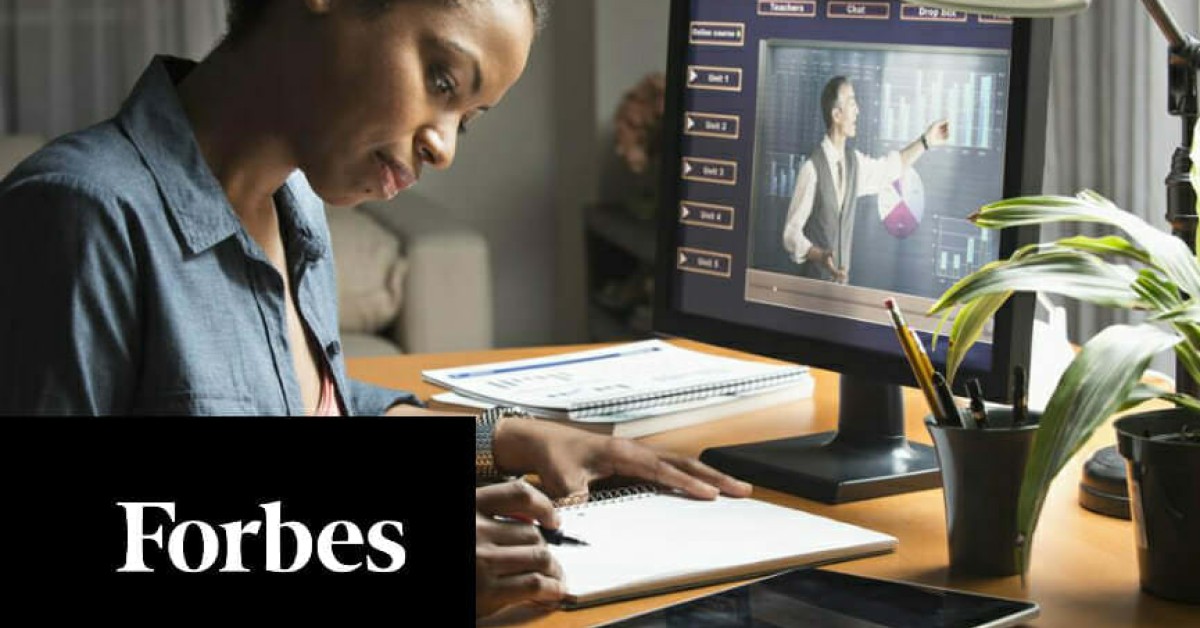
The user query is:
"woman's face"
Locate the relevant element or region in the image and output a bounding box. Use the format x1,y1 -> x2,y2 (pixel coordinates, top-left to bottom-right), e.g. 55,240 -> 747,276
288,0 -> 535,206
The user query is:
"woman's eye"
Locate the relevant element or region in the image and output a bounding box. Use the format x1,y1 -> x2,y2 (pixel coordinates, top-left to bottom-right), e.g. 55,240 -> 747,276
432,68 -> 457,96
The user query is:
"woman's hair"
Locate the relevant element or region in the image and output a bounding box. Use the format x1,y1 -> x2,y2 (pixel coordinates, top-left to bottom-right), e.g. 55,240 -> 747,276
225,0 -> 549,44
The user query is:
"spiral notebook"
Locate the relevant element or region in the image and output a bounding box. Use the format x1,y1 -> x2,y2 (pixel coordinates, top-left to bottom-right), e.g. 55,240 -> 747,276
421,340 -> 810,420
548,485 -> 897,608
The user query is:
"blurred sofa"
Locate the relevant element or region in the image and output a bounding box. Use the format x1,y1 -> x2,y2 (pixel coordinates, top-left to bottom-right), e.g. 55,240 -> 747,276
0,134 -> 493,358
328,200 -> 494,356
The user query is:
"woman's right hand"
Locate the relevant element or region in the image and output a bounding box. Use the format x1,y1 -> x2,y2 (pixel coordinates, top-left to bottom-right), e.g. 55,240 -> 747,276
476,481 -> 566,619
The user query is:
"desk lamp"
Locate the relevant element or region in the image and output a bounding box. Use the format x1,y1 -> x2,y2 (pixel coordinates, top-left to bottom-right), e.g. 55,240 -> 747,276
912,0 -> 1200,518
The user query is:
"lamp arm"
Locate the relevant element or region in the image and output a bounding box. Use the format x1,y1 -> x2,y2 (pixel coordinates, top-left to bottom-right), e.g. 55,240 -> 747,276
1139,1 -> 1200,396
1140,0 -> 1200,69
1141,0 -> 1188,50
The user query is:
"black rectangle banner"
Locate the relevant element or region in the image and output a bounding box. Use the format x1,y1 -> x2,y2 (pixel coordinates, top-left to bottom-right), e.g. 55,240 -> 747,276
5,416 -> 475,621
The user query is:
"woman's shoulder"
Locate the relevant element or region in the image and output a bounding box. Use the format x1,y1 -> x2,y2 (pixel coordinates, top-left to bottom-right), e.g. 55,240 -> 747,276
1,121 -> 153,209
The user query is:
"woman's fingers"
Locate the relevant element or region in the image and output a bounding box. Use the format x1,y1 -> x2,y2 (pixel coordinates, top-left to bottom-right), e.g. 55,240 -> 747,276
480,571 -> 567,613
476,480 -> 559,528
478,542 -> 563,579
477,532 -> 566,617
604,438 -> 752,499
659,453 -> 754,497
477,514 -> 543,547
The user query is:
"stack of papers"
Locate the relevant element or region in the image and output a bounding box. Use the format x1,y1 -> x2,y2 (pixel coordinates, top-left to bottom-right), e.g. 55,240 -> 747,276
422,340 -> 813,435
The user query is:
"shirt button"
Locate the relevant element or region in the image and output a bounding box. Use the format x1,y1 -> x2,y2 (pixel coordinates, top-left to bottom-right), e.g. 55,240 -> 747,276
326,340 -> 341,357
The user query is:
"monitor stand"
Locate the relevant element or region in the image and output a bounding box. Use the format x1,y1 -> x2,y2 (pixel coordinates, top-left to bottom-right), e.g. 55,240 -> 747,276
700,374 -> 941,503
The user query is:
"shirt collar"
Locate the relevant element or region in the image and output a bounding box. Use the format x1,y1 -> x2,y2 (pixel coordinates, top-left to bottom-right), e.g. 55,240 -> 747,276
116,55 -> 327,261
820,136 -> 844,165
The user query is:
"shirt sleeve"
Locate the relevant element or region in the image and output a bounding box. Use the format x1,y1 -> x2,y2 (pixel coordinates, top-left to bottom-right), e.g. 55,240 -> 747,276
855,149 -> 904,197
781,160 -> 818,263
347,378 -> 423,416
0,176 -> 140,414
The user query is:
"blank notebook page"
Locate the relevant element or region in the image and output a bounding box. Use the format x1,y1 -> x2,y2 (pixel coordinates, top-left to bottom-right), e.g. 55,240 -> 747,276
550,492 -> 897,607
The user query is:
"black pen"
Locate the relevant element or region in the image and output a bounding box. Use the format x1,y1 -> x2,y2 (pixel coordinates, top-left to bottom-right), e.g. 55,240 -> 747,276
966,378 -> 988,429
1012,365 -> 1028,427
501,515 -> 589,546
538,526 -> 589,547
932,372 -> 963,428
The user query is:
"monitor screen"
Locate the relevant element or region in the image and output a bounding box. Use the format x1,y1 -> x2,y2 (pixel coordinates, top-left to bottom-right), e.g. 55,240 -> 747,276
656,0 -> 1046,398
653,0 -> 1050,503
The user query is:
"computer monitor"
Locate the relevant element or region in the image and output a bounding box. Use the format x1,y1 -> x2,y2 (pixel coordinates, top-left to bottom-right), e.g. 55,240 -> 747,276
653,0 -> 1050,503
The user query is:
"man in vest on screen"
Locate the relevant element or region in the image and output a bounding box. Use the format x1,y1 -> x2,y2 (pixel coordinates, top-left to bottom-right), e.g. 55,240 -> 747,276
781,75 -> 950,284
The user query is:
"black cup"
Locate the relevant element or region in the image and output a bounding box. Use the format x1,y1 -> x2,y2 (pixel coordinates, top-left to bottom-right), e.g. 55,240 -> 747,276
1114,409 -> 1200,604
925,407 -> 1041,576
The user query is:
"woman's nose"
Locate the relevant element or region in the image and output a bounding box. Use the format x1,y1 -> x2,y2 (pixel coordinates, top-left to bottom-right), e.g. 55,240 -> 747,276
416,122 -> 458,170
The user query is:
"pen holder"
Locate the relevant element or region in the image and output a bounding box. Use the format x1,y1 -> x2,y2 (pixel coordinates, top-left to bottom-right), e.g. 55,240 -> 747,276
925,407 -> 1041,577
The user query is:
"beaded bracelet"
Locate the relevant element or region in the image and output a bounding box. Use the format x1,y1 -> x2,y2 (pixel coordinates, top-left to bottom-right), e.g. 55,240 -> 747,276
476,406 -> 533,482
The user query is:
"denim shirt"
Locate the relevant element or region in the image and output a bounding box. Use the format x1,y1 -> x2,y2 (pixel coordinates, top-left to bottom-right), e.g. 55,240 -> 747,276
0,56 -> 417,415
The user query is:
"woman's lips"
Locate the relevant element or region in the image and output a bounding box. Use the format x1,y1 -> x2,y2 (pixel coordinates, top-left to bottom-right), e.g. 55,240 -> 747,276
374,151 -> 416,198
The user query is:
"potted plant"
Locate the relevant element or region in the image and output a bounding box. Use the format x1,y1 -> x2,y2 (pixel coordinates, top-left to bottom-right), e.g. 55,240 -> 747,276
927,121 -> 1200,603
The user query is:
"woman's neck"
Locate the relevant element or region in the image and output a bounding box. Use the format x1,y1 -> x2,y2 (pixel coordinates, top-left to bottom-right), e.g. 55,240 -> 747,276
177,40 -> 296,222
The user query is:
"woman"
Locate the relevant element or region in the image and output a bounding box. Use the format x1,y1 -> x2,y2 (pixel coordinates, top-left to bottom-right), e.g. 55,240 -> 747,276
0,0 -> 752,618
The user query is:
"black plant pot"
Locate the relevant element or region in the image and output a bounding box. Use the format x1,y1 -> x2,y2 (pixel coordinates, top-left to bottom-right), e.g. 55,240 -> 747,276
1114,409 -> 1200,604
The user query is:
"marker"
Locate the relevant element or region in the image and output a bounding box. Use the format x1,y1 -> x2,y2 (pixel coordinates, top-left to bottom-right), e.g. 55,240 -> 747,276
966,378 -> 988,429
933,371 -> 964,428
1012,366 -> 1028,427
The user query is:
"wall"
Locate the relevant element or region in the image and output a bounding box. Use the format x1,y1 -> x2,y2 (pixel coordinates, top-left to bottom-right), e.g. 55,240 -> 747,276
594,0 -> 672,203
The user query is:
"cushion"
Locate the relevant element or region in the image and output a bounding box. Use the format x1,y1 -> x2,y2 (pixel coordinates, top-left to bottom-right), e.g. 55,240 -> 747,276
339,331 -> 405,358
0,134 -> 46,178
325,206 -> 407,334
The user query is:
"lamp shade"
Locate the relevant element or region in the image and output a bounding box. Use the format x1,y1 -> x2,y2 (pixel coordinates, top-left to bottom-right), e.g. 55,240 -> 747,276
906,0 -> 1091,17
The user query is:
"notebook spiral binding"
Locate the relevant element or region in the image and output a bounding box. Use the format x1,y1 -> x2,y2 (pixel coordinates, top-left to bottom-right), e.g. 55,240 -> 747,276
569,370 -> 807,419
555,483 -> 661,510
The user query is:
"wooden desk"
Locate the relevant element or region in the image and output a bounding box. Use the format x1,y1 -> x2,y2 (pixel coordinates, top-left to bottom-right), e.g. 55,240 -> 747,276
348,340 -> 1200,627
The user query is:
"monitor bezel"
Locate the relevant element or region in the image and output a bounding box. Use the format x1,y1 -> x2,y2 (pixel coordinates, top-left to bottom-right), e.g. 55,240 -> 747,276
653,0 -> 1050,402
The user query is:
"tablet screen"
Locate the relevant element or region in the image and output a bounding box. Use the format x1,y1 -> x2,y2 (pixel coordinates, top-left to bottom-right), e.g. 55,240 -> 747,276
599,568 -> 1039,628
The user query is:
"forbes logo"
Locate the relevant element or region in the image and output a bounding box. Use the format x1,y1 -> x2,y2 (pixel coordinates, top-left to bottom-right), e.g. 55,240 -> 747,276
116,501 -> 406,574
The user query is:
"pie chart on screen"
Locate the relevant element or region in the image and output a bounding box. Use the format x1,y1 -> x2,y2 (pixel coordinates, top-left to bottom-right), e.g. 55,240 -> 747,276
878,168 -> 925,238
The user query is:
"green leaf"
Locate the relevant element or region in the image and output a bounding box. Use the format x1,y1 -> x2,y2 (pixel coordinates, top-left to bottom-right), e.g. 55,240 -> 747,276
942,292 -> 1010,386
970,192 -> 1200,297
1151,301 -> 1200,322
1120,383 -> 1200,414
1191,117 -> 1199,229
930,248 -> 1143,315
1171,322 -> 1200,386
1055,234 -> 1153,266
1131,269 -> 1183,311
1015,324 -> 1181,576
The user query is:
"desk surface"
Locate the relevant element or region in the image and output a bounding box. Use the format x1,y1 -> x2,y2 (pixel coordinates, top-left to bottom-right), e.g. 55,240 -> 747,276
347,340 -> 1199,627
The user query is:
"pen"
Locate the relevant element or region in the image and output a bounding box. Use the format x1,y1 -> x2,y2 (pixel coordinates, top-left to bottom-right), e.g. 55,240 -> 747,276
966,378 -> 988,429
932,371 -> 964,428
499,515 -> 589,546
1012,365 -> 1028,427
885,298 -> 947,424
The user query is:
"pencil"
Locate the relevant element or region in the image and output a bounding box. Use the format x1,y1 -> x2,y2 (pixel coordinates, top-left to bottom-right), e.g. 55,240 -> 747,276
1012,366 -> 1028,427
885,298 -> 946,424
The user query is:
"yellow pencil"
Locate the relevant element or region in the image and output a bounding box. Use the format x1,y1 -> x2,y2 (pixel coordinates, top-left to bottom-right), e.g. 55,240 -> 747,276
884,298 -> 946,423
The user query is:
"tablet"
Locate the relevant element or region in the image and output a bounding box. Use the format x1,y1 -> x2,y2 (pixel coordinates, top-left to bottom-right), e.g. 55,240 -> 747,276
596,568 -> 1039,628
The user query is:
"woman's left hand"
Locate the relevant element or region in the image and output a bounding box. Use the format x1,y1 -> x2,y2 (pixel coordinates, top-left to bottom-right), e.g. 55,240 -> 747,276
492,417 -> 753,501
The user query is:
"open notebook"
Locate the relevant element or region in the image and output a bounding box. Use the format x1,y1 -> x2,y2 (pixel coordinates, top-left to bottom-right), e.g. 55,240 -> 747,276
548,486 -> 897,608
